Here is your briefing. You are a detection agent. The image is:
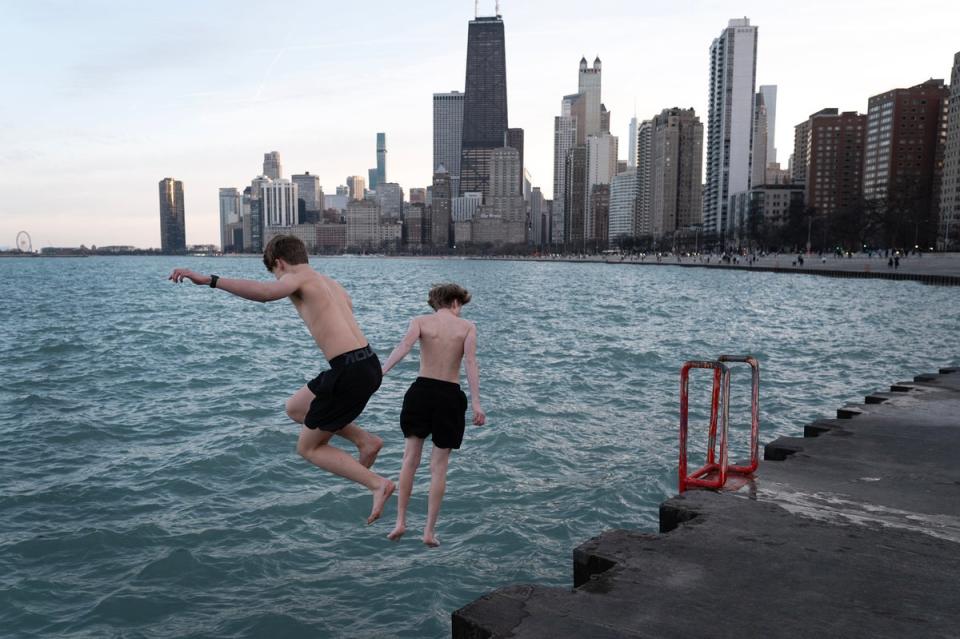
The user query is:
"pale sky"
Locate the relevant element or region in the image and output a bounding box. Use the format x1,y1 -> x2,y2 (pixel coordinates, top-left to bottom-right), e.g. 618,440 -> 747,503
1,0 -> 957,249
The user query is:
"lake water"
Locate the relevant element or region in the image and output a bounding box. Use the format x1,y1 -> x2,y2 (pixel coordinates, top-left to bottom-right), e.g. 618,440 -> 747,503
1,256 -> 957,638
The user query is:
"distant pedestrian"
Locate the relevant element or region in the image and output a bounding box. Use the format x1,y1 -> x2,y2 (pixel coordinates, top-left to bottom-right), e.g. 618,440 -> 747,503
888,257 -> 894,268
894,256 -> 900,269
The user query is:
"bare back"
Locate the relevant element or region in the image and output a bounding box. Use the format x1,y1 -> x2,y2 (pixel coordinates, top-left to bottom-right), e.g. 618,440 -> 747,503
288,269 -> 367,360
416,311 -> 472,384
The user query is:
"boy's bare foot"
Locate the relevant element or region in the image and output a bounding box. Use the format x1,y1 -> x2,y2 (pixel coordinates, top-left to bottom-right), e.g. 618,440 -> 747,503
422,533 -> 440,548
358,435 -> 383,469
387,524 -> 405,541
366,479 -> 395,525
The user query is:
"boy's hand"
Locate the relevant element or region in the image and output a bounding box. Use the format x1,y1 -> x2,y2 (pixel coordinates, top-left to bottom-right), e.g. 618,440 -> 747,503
472,405 -> 486,426
169,268 -> 211,286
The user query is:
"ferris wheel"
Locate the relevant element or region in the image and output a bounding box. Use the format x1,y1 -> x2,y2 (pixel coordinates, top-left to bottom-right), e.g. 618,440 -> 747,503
16,231 -> 32,253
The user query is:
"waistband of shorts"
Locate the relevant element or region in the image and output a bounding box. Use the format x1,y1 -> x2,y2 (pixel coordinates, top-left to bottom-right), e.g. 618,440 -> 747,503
413,376 -> 461,391
328,344 -> 377,369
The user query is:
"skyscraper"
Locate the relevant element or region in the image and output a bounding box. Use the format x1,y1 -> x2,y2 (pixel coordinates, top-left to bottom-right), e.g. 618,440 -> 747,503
751,92 -> 768,187
431,167 -> 453,248
792,119 -> 811,185
704,18 -> 758,245
248,175 -> 271,253
368,133 -> 387,190
460,14 -> 508,198
759,85 -> 778,164
941,52 -> 960,249
376,132 -> 387,187
433,91 -> 464,197
863,79 -> 949,248
263,151 -> 282,180
241,186 -> 254,252
553,57 -> 612,249
292,172 -> 322,223
218,187 -> 242,251
488,147 -> 525,244
506,127 -> 524,193
651,108 -> 704,237
635,120 -> 654,237
262,178 -> 299,228
409,188 -> 427,204
800,109 -> 866,223
346,175 -> 366,201
578,57 -> 602,139
529,187 -> 548,247
589,184 -> 610,250
376,182 -> 403,218
158,178 -> 185,253
552,114 -> 577,244
564,146 -> 587,249
586,132 -> 618,241
628,116 -> 638,168
608,169 -> 638,243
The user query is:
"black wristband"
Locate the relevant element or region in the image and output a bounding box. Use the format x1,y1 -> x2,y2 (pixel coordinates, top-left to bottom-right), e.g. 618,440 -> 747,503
209,274 -> 219,289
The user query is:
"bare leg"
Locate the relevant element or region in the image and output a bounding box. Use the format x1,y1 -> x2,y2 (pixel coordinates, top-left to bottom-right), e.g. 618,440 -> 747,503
286,386 -> 383,469
296,426 -> 394,525
423,446 -> 451,547
388,437 -> 424,541
337,423 -> 383,469
285,385 -> 315,424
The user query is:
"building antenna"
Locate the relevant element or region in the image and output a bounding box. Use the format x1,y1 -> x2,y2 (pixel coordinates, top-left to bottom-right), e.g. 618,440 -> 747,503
496,0 -> 501,16
475,0 -> 478,18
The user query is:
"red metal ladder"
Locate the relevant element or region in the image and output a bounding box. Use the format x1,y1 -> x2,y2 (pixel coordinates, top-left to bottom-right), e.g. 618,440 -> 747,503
679,356 -> 760,493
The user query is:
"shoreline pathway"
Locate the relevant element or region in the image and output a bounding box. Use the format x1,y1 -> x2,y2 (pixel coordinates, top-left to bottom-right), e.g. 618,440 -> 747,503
474,252 -> 960,285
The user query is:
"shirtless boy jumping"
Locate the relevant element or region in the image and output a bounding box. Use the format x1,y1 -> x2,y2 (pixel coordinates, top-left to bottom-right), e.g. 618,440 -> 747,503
380,283 -> 485,547
169,235 -> 394,525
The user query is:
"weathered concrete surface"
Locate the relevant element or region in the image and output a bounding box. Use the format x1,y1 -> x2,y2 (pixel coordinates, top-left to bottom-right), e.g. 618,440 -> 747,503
453,368 -> 960,638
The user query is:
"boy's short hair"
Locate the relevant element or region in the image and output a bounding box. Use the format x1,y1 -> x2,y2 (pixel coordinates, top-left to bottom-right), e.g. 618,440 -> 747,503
263,235 -> 309,271
428,283 -> 471,310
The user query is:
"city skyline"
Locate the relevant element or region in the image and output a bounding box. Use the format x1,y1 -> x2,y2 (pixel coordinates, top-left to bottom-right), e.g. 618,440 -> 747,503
2,0 -> 958,248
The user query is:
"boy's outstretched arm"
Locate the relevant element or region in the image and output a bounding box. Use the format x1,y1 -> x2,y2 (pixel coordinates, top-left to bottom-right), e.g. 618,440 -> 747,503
464,323 -> 485,426
168,268 -> 299,303
381,318 -> 420,376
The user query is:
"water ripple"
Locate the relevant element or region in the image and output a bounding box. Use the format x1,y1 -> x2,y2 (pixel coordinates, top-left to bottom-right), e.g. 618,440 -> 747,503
1,256 -> 957,637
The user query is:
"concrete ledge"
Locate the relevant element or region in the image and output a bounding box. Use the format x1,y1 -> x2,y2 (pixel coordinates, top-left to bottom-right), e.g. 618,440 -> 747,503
453,367 -> 960,638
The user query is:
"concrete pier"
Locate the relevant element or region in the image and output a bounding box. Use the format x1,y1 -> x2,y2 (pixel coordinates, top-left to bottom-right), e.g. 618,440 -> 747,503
453,367 -> 960,638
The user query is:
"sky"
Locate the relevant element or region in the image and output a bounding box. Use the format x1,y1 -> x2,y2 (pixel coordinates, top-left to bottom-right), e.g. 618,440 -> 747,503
1,0 -> 958,249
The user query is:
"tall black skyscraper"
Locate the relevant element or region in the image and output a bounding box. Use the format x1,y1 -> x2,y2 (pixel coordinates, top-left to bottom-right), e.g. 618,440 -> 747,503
369,132 -> 387,190
459,14 -> 508,197
158,177 -> 186,253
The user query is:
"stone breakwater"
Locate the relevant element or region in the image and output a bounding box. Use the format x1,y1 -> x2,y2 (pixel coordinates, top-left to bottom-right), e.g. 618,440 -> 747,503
453,366 -> 960,638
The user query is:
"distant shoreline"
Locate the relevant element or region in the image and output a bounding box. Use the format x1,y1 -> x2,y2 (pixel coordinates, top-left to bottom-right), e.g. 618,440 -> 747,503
6,251 -> 959,286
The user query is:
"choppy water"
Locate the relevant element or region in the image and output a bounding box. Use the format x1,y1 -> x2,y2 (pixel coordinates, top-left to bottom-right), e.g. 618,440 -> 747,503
1,256 -> 957,638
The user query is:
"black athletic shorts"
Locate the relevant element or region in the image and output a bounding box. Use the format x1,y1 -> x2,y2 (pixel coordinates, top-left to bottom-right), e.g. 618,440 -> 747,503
304,345 -> 382,431
400,377 -> 468,450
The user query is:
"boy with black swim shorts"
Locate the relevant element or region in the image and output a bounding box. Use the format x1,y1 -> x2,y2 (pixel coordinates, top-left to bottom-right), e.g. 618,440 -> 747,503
380,283 -> 485,547
169,235 -> 394,525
